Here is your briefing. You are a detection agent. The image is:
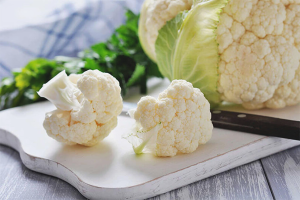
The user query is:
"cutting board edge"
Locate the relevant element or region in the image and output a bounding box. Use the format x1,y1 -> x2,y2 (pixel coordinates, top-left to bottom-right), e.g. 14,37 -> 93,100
0,128 -> 299,200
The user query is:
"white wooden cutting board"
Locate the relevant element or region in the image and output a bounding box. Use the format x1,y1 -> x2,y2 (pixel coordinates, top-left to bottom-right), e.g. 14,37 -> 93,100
0,78 -> 299,200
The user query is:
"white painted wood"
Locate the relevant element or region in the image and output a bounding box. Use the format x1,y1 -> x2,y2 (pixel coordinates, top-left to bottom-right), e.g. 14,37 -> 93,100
261,146 -> 300,200
1,144 -> 280,200
0,78 -> 299,200
150,161 -> 274,200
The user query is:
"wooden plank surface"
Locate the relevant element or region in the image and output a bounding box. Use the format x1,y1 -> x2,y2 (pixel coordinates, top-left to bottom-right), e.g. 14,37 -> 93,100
0,144 -> 275,200
261,146 -> 300,200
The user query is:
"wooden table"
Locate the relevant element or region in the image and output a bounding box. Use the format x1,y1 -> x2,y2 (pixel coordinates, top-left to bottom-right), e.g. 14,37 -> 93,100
0,144 -> 299,200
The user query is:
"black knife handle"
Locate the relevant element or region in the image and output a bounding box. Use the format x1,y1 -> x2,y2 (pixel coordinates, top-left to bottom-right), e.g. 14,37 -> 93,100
211,110 -> 300,141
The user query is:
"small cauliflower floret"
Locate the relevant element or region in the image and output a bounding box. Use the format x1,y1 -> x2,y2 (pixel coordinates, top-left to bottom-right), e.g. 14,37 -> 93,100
124,80 -> 213,157
39,70 -> 123,146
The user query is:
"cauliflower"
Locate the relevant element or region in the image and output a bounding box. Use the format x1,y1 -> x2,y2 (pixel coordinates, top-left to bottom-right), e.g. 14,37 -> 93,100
38,70 -> 122,146
139,0 -> 193,61
124,80 -> 213,157
139,0 -> 300,109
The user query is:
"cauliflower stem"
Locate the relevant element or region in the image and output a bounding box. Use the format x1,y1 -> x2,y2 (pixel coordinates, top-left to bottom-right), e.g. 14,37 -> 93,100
37,71 -> 81,111
123,122 -> 163,154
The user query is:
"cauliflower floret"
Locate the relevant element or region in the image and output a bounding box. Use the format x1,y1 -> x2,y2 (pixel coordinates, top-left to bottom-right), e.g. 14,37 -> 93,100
68,74 -> 81,84
134,96 -> 159,129
264,66 -> 300,108
39,70 -> 123,146
71,99 -> 96,123
216,0 -> 300,109
77,70 -> 123,124
44,110 -> 97,146
82,116 -> 118,146
242,0 -> 286,38
124,80 -> 213,157
218,34 -> 299,108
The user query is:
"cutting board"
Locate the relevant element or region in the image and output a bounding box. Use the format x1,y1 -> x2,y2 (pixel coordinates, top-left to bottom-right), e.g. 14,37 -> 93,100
0,78 -> 299,200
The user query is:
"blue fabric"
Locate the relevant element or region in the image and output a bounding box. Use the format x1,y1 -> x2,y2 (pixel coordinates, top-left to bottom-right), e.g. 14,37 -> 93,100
0,0 -> 144,79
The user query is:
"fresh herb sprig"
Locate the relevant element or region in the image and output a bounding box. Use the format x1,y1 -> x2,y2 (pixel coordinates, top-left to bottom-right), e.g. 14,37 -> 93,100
0,10 -> 163,111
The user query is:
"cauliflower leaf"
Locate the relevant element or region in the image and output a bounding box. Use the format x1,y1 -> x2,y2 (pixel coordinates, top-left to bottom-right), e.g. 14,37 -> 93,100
155,0 -> 228,108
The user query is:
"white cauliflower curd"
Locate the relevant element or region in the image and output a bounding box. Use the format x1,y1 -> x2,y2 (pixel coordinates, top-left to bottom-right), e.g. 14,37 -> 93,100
124,80 -> 213,157
139,0 -> 300,109
38,70 -> 123,146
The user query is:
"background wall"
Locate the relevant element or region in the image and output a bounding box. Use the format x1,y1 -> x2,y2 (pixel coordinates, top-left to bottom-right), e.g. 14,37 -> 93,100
0,0 -> 144,79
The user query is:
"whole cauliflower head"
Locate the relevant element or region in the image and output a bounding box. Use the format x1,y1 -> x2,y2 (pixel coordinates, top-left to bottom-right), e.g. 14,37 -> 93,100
39,70 -> 123,146
124,80 -> 213,157
139,0 -> 300,109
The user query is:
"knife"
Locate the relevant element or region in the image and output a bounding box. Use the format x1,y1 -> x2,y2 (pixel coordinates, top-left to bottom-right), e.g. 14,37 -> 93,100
122,102 -> 300,141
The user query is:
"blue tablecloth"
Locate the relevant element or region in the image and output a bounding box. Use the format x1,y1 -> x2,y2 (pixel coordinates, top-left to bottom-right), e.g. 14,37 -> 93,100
0,0 -> 144,79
